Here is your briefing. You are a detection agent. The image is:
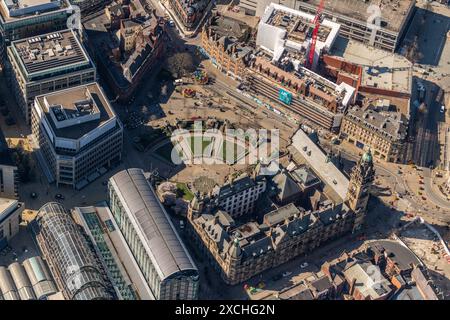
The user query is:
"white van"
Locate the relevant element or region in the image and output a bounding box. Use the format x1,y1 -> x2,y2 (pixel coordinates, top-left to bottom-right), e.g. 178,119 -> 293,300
174,79 -> 183,86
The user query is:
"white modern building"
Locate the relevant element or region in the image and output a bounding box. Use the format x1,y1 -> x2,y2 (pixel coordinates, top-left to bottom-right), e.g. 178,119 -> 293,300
256,3 -> 340,68
31,82 -> 123,189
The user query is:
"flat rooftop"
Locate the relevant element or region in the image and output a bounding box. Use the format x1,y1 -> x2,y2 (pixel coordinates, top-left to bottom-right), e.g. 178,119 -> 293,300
0,198 -> 17,218
297,0 -> 415,32
291,129 -> 349,201
36,82 -> 116,140
10,29 -> 90,77
0,0 -> 67,23
331,37 -> 413,94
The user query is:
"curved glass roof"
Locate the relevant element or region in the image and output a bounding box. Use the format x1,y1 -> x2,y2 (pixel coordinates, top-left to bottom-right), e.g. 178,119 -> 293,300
36,202 -> 114,300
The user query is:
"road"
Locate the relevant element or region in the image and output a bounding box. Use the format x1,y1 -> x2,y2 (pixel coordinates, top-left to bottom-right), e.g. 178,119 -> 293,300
328,142 -> 450,222
423,168 -> 450,210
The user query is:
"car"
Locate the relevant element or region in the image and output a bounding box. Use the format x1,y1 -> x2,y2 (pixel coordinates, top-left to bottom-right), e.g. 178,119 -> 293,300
30,192 -> 38,199
54,194 -> 65,200
179,220 -> 185,229
300,262 -> 309,269
440,105 -> 445,113
282,271 -> 292,277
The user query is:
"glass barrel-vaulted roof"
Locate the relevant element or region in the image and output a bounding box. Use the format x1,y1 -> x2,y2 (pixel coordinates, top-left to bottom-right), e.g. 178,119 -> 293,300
36,202 -> 114,300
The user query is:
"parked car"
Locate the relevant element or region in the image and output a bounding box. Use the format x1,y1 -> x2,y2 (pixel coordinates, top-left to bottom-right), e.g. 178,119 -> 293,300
282,271 -> 292,277
54,193 -> 65,200
300,262 -> 309,269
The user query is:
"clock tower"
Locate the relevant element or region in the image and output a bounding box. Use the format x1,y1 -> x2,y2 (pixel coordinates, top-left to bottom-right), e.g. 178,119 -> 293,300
346,149 -> 375,232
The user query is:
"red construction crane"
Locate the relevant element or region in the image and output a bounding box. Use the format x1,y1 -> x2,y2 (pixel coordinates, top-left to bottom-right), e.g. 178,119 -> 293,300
306,0 -> 325,69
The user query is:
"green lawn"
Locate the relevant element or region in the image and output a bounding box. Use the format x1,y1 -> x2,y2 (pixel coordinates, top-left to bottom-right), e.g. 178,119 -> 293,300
221,140 -> 240,163
188,136 -> 211,155
176,182 -> 194,201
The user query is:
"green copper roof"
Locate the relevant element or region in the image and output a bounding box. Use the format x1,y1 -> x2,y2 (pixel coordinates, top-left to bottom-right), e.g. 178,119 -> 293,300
362,149 -> 373,163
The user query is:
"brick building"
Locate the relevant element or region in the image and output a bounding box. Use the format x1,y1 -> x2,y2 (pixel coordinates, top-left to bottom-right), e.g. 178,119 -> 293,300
200,13 -> 253,80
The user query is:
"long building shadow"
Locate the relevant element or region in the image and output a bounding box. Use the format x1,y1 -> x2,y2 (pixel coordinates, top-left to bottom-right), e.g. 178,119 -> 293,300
400,7 -> 450,66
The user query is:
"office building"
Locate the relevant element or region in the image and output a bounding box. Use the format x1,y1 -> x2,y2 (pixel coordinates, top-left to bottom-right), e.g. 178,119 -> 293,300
35,202 -> 115,300
0,0 -> 73,61
108,168 -> 199,300
31,82 -> 123,189
0,197 -> 23,250
7,28 -> 96,123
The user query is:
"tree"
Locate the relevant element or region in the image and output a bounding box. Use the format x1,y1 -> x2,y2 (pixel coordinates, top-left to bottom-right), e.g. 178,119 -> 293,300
166,52 -> 196,78
11,144 -> 34,183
